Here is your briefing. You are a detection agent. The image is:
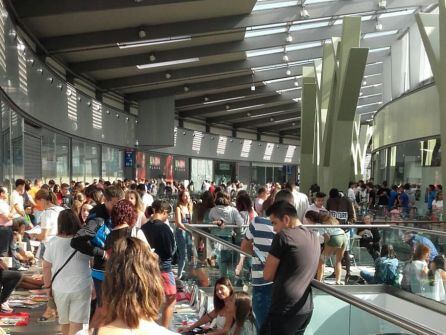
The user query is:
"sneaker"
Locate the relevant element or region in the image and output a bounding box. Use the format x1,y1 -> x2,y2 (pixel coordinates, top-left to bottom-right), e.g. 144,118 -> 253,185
1,302 -> 13,313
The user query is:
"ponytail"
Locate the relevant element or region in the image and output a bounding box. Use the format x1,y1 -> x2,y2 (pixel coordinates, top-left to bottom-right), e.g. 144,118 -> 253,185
35,189 -> 58,205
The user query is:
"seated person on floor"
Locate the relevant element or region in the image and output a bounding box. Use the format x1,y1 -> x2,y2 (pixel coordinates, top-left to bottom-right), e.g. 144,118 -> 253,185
359,244 -> 399,285
356,214 -> 380,260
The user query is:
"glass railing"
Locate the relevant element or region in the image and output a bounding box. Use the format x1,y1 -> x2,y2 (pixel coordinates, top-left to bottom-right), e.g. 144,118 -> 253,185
179,223 -> 442,335
180,221 -> 446,307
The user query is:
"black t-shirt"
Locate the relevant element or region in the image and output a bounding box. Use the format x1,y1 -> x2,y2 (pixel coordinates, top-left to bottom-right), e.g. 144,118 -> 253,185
377,188 -> 390,206
141,220 -> 176,272
268,225 -> 320,316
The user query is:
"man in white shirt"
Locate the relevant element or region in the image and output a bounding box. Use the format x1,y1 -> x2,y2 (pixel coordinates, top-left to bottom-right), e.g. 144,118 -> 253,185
347,181 -> 357,205
303,192 -> 327,224
254,187 -> 268,215
286,182 -> 309,222
10,179 -> 26,218
137,184 -> 153,210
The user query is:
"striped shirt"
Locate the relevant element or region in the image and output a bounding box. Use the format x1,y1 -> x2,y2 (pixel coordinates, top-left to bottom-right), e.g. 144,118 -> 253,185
245,216 -> 275,286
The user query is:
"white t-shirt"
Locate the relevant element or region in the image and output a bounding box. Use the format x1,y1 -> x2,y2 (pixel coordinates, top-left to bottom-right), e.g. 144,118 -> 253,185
292,190 -> 309,222
40,206 -> 64,241
43,236 -> 92,293
0,199 -> 12,226
142,193 -> 154,209
254,198 -> 264,215
11,190 -> 24,217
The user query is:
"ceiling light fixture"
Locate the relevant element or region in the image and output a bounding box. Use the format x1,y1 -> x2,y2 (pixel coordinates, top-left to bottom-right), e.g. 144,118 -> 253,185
283,52 -> 289,62
149,54 -> 156,62
225,105 -> 230,110
137,57 -> 199,70
362,80 -> 367,86
286,67 -> 292,76
204,96 -> 210,102
300,6 -> 310,19
375,20 -> 383,31
117,35 -> 191,49
251,70 -> 256,91
165,72 -> 172,79
286,33 -> 293,43
378,0 -> 387,10
183,85 -> 190,92
294,81 -> 299,87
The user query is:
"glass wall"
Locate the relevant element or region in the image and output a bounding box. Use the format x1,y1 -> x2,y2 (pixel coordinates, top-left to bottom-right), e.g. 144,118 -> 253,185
85,143 -> 100,182
102,146 -> 124,181
372,137 -> 442,211
56,134 -> 70,183
191,158 -> 213,189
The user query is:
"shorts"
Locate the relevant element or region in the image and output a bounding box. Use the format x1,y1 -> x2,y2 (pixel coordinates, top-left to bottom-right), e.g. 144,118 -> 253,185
327,234 -> 347,248
53,287 -> 91,325
161,272 -> 177,296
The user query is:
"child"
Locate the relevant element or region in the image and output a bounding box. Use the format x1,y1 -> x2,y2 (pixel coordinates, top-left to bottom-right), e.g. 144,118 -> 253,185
24,206 -> 36,228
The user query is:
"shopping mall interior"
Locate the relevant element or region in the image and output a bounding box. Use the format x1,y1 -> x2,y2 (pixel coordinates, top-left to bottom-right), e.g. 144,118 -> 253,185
0,0 -> 444,334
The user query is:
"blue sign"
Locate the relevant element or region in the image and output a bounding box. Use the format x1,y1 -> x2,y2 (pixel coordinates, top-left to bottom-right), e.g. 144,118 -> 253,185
124,151 -> 134,167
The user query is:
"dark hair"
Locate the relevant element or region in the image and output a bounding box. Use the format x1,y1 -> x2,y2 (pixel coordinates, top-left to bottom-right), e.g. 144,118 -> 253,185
201,191 -> 215,210
111,199 -> 137,228
236,192 -> 252,212
12,219 -> 26,232
380,244 -> 396,258
215,191 -> 231,206
257,187 -> 267,196
304,210 -> 320,223
58,209 -> 82,236
150,200 -> 171,214
103,185 -> 125,201
274,190 -> 294,205
234,291 -> 255,328
35,189 -> 58,205
329,188 -> 340,198
349,181 -> 356,188
0,187 -> 5,195
177,189 -> 190,205
265,200 -> 298,220
136,184 -> 146,193
315,192 -> 326,198
213,277 -> 234,312
48,179 -> 55,186
432,255 -> 445,270
15,179 -> 26,187
61,183 -> 69,189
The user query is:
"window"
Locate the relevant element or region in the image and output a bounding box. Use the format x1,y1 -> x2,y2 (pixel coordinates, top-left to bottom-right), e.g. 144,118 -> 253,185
263,143 -> 274,161
192,131 -> 203,153
284,145 -> 296,163
67,84 -> 77,122
216,136 -> 228,155
92,100 -> 102,130
241,139 -> 252,158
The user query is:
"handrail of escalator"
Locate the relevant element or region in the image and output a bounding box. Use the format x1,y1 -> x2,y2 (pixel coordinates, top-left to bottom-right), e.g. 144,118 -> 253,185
374,220 -> 446,224
387,225 -> 446,237
311,280 -> 441,335
184,223 -> 252,257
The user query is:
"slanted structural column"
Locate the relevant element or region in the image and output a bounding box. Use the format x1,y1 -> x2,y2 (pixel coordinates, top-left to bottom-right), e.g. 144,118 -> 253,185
300,66 -> 317,193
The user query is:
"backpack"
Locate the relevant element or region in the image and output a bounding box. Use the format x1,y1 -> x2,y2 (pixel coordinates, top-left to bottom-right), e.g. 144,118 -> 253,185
90,218 -> 110,249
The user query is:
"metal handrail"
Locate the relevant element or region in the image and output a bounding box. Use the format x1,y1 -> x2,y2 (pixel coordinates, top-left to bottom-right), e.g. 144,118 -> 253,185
311,280 -> 441,335
184,223 -> 252,257
388,225 -> 446,237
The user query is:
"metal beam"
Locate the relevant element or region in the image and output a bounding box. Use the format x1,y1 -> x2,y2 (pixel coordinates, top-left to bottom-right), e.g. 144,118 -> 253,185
40,0 -> 430,53
179,94 -> 291,118
258,123 -> 300,132
279,128 -> 301,136
12,0 -> 204,18
234,111 -> 299,128
69,31 -> 398,73
207,103 -> 298,123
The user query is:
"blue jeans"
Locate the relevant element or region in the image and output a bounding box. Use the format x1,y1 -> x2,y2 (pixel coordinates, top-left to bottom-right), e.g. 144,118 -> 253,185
253,284 -> 273,330
175,229 -> 190,278
218,249 -> 236,278
360,270 -> 377,284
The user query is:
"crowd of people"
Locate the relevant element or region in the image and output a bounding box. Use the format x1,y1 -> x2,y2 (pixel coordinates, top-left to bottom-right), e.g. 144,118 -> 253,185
0,176 -> 443,334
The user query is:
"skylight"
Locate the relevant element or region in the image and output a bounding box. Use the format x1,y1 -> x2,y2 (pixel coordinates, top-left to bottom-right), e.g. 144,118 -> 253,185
117,35 -> 191,49
263,76 -> 301,84
290,21 -> 330,31
286,41 -> 322,51
136,57 -> 199,70
363,30 -> 399,39
378,8 -> 416,19
92,100 -> 103,130
253,0 -> 298,12
246,47 -> 284,58
67,84 -> 77,122
359,93 -> 382,99
284,145 -> 296,163
333,15 -> 373,25
216,136 -> 228,155
263,143 -> 275,161
192,131 -> 203,153
357,102 -> 382,109
241,139 -> 252,158
277,87 -> 301,93
245,27 -> 287,38
369,47 -> 390,53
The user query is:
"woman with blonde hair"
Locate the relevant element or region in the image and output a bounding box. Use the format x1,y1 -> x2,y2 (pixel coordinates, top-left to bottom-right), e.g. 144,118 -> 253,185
174,189 -> 194,279
125,190 -> 147,228
315,212 -> 347,285
98,237 -> 177,334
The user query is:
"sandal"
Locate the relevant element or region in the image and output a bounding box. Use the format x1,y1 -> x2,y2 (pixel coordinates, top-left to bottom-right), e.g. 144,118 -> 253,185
38,312 -> 57,322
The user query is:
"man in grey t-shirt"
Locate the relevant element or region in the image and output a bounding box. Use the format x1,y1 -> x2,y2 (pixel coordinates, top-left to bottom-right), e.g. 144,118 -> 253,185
261,201 -> 320,335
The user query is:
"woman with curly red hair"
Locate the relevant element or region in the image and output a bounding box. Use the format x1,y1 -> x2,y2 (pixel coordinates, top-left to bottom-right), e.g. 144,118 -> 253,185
104,199 -> 149,255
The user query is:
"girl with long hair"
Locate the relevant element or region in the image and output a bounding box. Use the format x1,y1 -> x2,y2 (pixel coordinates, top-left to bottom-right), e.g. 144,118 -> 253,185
125,190 -> 147,228
178,277 -> 235,335
98,237 -> 177,334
